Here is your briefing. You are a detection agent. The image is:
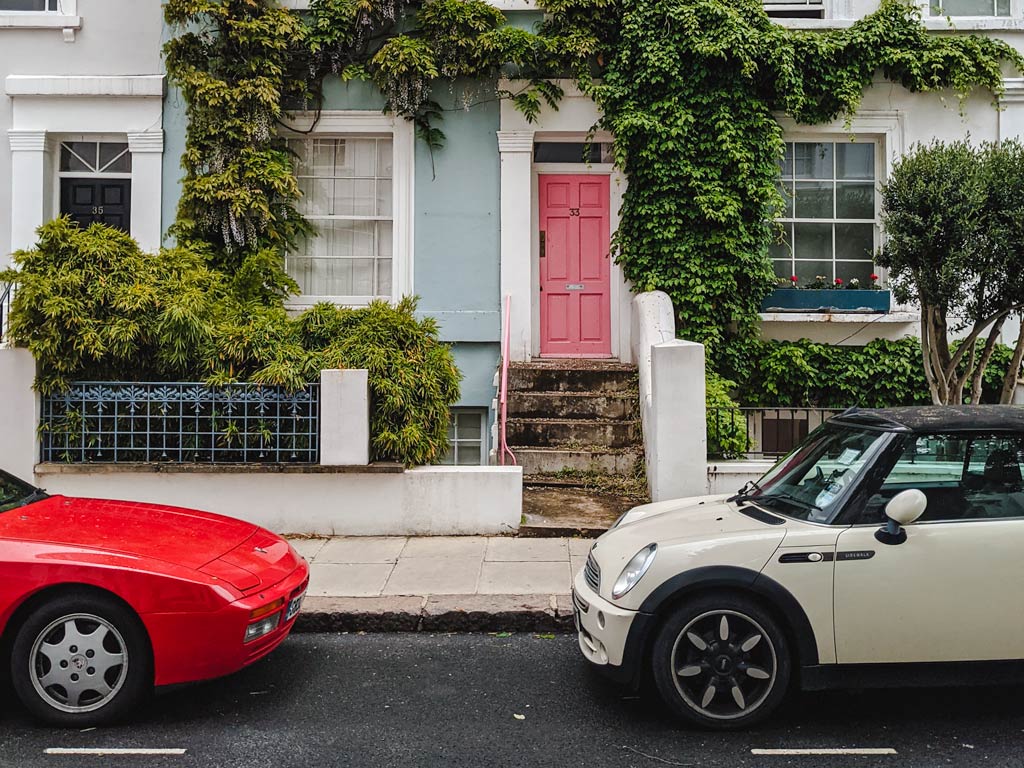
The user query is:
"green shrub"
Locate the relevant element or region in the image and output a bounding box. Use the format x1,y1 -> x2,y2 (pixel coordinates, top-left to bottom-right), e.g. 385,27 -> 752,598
721,336 -> 1019,408
2,219 -> 461,466
707,371 -> 749,459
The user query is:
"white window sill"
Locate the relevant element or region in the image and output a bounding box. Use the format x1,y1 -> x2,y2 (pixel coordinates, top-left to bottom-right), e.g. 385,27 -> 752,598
760,311 -> 920,323
285,296 -> 389,310
0,12 -> 80,31
777,16 -> 1024,30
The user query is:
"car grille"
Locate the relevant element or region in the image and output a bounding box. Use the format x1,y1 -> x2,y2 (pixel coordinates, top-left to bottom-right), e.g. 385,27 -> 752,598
583,552 -> 601,593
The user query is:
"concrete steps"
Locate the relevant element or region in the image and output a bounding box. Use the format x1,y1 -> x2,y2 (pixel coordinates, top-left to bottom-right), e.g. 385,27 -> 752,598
506,418 -> 640,449
505,361 -> 647,536
512,447 -> 642,475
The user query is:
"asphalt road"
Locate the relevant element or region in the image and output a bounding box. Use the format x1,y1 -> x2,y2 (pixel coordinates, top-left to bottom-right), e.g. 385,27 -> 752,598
2,633 -> 1023,768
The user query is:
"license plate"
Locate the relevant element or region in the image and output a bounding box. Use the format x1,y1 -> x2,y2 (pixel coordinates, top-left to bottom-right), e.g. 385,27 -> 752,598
286,592 -> 305,621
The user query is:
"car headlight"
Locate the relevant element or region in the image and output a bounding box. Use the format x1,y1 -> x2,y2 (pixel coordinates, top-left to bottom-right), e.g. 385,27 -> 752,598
612,544 -> 657,600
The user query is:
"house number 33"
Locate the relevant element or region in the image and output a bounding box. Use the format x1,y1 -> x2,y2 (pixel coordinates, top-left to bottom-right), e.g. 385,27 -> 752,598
569,208 -> 580,216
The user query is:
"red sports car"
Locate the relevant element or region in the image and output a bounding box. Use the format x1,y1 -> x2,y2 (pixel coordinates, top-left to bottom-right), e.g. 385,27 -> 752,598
0,468 -> 308,726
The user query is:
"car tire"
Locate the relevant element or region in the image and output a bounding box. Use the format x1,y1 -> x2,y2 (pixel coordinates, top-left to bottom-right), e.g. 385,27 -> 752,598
10,591 -> 152,727
651,592 -> 791,730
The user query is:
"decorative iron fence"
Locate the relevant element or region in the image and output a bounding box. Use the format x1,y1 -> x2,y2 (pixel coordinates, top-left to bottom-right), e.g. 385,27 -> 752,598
40,382 -> 320,464
708,407 -> 844,460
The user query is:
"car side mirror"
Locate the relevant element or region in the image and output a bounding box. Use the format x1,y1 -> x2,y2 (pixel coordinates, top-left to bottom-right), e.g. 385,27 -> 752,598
876,489 -> 927,545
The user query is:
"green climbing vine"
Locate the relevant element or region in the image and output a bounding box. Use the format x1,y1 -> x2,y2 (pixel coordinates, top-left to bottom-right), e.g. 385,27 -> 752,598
163,0 -> 560,264
163,0 -> 1023,362
542,0 -> 1023,359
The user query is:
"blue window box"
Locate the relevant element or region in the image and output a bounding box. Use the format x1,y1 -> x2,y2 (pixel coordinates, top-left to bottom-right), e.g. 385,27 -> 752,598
760,288 -> 891,313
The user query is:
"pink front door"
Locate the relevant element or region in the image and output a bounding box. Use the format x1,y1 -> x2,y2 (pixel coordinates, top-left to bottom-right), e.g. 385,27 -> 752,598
539,174 -> 612,357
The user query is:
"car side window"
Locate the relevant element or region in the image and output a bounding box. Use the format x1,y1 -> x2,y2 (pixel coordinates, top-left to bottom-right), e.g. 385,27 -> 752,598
859,433 -> 1024,524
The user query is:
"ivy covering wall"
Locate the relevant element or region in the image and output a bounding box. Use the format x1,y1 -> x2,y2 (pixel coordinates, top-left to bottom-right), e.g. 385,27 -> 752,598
163,0 -> 1022,368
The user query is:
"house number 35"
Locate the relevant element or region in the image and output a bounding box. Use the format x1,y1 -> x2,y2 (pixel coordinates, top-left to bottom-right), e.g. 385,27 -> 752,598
91,206 -> 105,215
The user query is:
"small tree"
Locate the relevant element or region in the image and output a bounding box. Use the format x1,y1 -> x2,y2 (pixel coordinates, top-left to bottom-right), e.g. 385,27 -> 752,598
877,140 -> 1024,404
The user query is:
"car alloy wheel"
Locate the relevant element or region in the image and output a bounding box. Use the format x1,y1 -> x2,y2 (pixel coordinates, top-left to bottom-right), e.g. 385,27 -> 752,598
11,591 -> 152,726
670,610 -> 776,721
651,593 -> 791,729
29,613 -> 129,714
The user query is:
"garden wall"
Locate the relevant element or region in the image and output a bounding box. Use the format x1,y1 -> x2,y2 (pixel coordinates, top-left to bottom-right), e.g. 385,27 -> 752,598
0,348 -> 522,536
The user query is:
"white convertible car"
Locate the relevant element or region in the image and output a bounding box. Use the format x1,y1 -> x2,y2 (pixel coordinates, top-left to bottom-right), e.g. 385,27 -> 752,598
573,406 -> 1024,728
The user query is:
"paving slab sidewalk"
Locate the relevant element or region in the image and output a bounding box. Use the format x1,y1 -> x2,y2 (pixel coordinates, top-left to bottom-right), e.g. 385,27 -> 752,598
288,536 -> 595,633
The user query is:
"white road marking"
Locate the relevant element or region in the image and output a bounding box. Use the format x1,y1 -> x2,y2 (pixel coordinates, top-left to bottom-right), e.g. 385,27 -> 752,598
45,748 -> 186,756
751,748 -> 897,756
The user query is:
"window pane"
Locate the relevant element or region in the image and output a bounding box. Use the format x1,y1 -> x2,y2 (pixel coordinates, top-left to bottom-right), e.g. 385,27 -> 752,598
377,178 -> 393,217
793,222 -> 832,262
835,261 -> 875,286
456,443 -> 482,466
937,0 -> 996,14
457,412 -> 481,437
835,223 -> 874,261
289,221 -> 391,296
377,139 -> 394,177
792,260 -> 834,283
778,143 -> 794,178
793,142 -> 833,179
349,138 -> 378,177
997,0 -> 1010,13
98,143 -> 131,173
836,183 -> 875,219
297,176 -> 333,216
60,142 -> 96,172
794,181 -> 833,219
0,0 -> 52,10
777,181 -> 794,218
311,140 -> 337,176
836,143 -> 874,180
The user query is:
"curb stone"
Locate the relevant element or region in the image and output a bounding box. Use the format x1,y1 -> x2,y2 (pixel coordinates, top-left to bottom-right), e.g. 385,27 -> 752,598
295,594 -> 576,633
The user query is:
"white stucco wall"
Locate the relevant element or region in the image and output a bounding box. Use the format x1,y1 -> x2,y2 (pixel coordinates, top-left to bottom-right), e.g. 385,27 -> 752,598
1,1 -> 164,263
33,465 -> 524,536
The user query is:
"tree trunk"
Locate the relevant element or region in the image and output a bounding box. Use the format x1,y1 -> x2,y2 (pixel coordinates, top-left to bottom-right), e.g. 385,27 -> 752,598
1000,315 -> 1024,403
970,314 -> 1006,404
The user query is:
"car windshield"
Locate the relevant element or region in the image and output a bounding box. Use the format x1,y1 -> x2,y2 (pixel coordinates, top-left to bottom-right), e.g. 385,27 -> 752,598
734,424 -> 891,524
0,469 -> 44,513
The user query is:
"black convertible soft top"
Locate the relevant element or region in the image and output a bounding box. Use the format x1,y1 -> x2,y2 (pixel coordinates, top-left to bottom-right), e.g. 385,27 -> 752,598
831,406 -> 1024,433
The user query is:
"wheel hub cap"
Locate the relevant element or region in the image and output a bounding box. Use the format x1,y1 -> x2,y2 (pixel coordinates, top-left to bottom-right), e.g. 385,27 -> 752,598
670,609 -> 777,721
29,613 -> 129,714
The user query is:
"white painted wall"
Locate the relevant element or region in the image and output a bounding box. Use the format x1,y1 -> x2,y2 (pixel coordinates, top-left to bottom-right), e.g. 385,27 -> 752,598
34,465 -> 524,536
707,460 -> 775,497
1,1 -> 164,263
0,347 -> 38,484
631,291 -> 708,501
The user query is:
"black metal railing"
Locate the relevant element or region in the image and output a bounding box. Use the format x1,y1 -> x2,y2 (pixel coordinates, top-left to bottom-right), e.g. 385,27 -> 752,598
708,407 -> 844,460
40,382 -> 321,464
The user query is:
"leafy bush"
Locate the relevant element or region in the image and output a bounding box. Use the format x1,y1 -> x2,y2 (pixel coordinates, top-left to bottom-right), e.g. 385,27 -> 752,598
2,219 -> 461,466
707,371 -> 749,459
721,336 -> 1020,408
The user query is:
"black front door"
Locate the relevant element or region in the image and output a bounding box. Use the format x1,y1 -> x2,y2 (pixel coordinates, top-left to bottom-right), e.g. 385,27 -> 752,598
60,178 -> 131,232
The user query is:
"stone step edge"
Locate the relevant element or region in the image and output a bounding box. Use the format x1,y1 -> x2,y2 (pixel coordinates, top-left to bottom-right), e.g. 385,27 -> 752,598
295,594 -> 576,633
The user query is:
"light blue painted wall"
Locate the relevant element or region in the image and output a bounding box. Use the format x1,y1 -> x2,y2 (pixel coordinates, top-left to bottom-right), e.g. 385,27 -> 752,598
158,32 -> 506,409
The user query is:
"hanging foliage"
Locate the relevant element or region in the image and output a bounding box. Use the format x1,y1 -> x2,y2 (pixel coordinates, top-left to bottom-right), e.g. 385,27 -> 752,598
542,0 -> 1022,358
164,0 -> 1023,359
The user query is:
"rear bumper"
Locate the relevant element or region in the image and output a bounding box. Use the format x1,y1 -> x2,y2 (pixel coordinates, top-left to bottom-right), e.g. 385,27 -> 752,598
144,560 -> 309,687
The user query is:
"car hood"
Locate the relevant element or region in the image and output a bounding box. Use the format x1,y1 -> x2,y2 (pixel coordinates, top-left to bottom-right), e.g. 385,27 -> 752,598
588,494 -> 790,607
1,495 -> 259,571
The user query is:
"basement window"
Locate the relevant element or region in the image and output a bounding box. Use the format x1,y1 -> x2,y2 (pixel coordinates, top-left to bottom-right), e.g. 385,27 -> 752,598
437,409 -> 488,466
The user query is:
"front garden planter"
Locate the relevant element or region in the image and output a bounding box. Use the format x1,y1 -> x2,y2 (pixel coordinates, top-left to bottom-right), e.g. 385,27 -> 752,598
760,288 -> 891,313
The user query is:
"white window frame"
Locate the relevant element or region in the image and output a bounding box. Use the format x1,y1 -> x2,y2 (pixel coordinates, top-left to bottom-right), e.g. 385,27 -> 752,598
0,0 -> 79,40
774,136 -> 882,287
917,0 -> 1023,19
774,111 -> 906,298
437,408 -> 489,466
282,112 -> 414,309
